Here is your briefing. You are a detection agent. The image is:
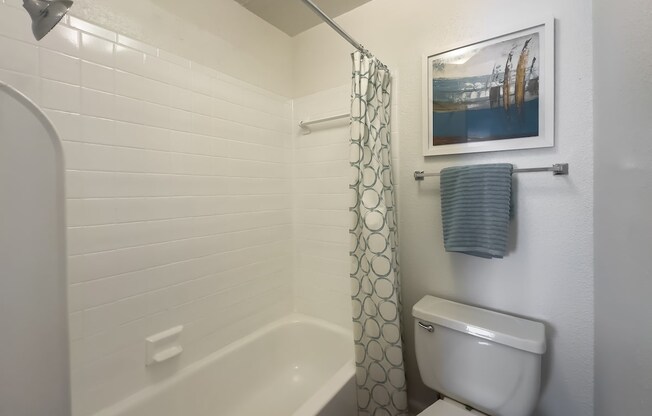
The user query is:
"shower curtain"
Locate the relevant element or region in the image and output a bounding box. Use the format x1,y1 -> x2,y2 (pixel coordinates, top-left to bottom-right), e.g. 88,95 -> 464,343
349,51 -> 408,416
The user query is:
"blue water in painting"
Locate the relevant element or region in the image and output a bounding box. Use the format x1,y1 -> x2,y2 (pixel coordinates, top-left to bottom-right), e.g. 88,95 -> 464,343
434,98 -> 539,143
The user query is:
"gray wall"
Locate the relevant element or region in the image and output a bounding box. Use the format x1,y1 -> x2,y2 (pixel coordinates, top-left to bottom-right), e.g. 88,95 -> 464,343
594,0 -> 652,414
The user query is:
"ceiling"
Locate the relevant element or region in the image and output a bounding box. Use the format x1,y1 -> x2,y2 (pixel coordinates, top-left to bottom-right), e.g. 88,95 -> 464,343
234,0 -> 372,37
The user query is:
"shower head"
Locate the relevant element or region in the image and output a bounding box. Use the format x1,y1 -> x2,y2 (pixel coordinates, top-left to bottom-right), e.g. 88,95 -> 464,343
23,0 -> 73,41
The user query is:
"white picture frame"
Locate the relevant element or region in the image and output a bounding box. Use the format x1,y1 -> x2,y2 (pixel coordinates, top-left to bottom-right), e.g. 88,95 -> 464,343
423,18 -> 555,156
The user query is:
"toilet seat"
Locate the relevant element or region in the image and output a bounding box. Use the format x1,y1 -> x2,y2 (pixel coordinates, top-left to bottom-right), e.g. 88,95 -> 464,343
419,398 -> 488,416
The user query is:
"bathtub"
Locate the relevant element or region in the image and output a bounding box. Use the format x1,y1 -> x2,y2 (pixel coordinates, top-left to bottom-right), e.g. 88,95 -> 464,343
95,314 -> 357,416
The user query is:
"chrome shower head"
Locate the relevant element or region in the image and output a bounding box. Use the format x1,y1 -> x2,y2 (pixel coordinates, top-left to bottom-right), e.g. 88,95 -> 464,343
23,0 -> 73,41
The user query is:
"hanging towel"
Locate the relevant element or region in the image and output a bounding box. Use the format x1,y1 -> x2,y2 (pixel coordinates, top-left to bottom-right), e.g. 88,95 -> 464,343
440,163 -> 514,259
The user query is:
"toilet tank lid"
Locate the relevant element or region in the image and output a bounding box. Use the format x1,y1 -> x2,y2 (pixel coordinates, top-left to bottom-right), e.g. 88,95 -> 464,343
412,296 -> 546,354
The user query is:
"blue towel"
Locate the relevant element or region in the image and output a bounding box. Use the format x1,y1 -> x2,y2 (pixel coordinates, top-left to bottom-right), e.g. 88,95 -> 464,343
440,163 -> 513,259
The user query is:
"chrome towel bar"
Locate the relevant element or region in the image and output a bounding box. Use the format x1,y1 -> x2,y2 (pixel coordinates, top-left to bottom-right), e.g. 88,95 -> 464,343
299,113 -> 350,134
414,163 -> 569,181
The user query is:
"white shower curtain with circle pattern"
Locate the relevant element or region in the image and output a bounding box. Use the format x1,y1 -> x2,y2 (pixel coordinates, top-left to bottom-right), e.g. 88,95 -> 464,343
349,50 -> 408,416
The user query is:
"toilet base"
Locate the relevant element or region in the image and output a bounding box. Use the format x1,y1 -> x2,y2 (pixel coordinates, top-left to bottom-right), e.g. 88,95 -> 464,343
418,397 -> 488,416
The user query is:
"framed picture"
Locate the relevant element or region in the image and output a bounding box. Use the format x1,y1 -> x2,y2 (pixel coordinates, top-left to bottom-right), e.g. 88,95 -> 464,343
423,19 -> 555,156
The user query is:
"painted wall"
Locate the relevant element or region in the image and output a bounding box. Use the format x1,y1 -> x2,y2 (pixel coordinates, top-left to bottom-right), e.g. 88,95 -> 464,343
293,1 -> 594,414
594,0 -> 652,414
69,0 -> 294,96
0,1 -> 293,414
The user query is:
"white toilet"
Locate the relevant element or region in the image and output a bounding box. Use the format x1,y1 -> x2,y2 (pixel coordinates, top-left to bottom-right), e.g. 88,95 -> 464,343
412,295 -> 546,416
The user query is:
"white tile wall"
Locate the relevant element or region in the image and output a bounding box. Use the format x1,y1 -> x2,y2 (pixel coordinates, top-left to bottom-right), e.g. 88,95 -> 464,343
1,1 -> 402,413
292,86 -> 353,328
292,82 -> 400,329
0,2 -> 293,415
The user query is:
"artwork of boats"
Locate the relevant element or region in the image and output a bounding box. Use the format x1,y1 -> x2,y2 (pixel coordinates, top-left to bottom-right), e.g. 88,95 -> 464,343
432,32 -> 540,146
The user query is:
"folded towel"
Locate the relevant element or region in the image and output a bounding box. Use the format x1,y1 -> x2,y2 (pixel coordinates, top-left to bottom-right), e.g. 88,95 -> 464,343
440,163 -> 513,259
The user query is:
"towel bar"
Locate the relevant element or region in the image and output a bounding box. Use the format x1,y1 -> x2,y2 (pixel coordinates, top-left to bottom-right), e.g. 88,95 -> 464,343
299,113 -> 350,134
414,163 -> 569,181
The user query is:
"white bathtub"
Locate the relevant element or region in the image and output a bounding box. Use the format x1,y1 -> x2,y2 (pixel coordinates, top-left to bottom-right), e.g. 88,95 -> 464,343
95,314 -> 357,416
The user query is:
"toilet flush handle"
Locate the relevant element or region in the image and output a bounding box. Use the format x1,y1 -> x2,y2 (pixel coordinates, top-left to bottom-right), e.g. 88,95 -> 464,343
418,321 -> 434,333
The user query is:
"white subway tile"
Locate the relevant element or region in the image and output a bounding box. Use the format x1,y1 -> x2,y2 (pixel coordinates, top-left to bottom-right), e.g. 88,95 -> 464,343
228,141 -> 285,163
191,92 -> 212,116
169,131 -> 212,156
81,88 -> 115,119
81,61 -> 114,93
168,61 -> 191,89
0,4 -> 35,43
79,270 -> 150,309
81,319 -> 149,369
41,79 -> 80,112
0,35 -> 38,74
169,85 -> 193,111
82,115 -> 115,144
69,17 -> 117,42
0,69 -> 40,103
65,170 -> 86,199
142,54 -> 170,83
114,45 -> 144,75
141,101 -> 170,129
80,33 -> 114,67
44,109 -> 81,142
296,224 -> 348,244
39,48 -> 80,84
140,77 -> 169,106
63,141 -> 113,172
190,113 -> 212,136
113,122 -> 170,151
168,108 -> 193,133
189,68 -> 213,95
39,24 -> 80,57
83,294 -> 149,337
114,95 -> 144,124
114,69 -> 143,100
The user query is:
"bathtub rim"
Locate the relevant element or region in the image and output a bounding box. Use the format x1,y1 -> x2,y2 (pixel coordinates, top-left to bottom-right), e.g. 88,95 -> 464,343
94,313 -> 355,416
292,356 -> 356,416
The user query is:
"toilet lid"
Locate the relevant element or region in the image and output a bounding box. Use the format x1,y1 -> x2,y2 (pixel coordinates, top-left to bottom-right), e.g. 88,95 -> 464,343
420,398 -> 487,416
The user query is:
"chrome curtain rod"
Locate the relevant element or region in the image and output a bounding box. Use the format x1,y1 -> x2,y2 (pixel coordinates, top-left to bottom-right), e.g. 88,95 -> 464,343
299,0 -> 387,68
414,164 -> 570,181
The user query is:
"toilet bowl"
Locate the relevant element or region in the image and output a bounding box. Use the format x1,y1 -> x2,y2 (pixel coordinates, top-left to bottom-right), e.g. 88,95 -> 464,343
412,296 -> 546,416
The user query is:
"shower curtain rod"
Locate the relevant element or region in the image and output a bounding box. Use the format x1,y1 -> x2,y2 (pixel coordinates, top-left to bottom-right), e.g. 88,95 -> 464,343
299,0 -> 386,67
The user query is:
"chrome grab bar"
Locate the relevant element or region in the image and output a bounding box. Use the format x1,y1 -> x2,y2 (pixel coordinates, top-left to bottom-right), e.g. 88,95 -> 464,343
418,321 -> 434,333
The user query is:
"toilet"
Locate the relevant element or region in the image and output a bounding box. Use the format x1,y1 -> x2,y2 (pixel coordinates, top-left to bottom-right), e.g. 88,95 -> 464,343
412,296 -> 546,416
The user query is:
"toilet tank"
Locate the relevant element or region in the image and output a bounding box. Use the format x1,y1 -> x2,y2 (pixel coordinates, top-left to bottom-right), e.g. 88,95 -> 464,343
412,296 -> 546,416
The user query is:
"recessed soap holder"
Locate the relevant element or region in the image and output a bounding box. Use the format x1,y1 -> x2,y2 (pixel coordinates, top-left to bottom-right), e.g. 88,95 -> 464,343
146,325 -> 183,366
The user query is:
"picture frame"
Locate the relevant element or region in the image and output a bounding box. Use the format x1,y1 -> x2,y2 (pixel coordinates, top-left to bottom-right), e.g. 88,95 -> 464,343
423,18 -> 555,156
